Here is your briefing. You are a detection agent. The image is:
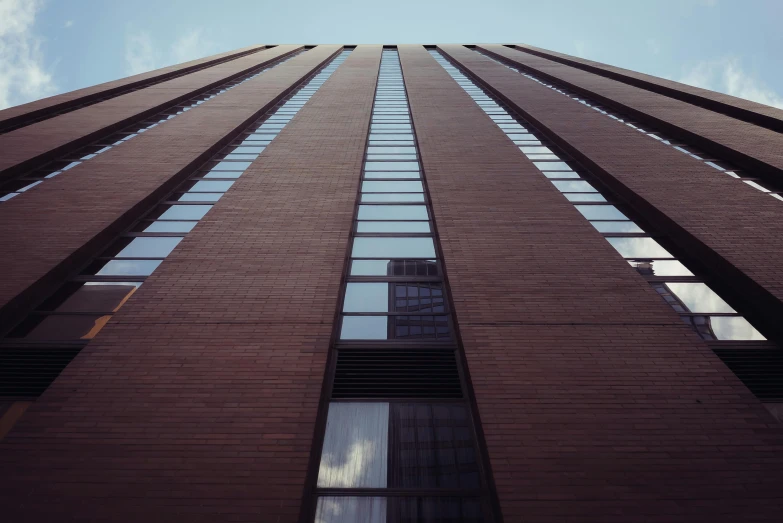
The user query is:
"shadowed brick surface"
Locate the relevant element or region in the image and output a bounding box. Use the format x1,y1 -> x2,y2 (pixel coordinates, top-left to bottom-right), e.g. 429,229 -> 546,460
0,45 -> 302,178
512,43 -> 783,130
0,45 -> 268,132
0,45 -> 380,522
479,44 -> 783,176
441,44 -> 783,337
400,44 -> 783,522
0,45 -> 339,332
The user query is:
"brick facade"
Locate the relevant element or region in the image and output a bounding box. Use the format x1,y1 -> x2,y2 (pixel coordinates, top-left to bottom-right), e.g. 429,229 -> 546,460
0,45 -> 303,179
0,43 -> 782,522
401,44 -> 783,522
0,45 -> 338,333
440,44 -> 783,341
0,45 -> 380,521
510,43 -> 783,130
0,45 -> 267,132
478,44 -> 783,178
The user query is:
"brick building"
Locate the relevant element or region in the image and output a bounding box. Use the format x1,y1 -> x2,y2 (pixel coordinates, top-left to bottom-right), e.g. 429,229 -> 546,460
1,44 -> 782,522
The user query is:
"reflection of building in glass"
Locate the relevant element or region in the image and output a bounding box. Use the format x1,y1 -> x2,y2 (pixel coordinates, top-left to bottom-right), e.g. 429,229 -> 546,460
385,260 -> 450,339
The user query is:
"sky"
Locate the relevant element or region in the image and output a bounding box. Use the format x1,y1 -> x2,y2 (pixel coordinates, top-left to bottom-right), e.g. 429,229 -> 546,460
1,0 -> 782,110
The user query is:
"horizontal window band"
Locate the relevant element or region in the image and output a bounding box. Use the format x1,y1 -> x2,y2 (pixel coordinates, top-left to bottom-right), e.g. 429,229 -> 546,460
341,312 -> 451,317
346,276 -> 443,283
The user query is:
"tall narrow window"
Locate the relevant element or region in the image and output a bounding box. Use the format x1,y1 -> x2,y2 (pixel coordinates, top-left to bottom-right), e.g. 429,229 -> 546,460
307,49 -> 495,523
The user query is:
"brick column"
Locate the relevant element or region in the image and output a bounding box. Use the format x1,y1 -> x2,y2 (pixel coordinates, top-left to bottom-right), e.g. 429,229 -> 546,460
0,45 -> 268,133
479,44 -> 783,178
511,43 -> 783,131
0,46 -> 340,335
0,46 -> 305,179
0,45 -> 380,522
441,44 -> 783,341
400,44 -> 783,522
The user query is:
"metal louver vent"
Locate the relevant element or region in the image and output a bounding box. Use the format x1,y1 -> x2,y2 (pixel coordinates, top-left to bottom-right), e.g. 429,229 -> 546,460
713,348 -> 783,401
0,347 -> 81,397
333,349 -> 463,399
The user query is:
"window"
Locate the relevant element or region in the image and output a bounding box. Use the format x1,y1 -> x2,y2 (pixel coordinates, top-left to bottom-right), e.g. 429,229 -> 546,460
429,47 -> 768,346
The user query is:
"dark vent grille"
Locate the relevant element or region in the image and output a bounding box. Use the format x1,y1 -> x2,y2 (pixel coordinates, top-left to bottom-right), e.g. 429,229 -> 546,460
333,349 -> 463,399
0,347 -> 81,397
713,348 -> 783,401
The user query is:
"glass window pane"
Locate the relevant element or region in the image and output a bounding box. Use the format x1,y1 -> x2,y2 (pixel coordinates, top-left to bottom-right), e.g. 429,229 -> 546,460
606,237 -> 672,258
367,154 -> 418,161
575,205 -> 627,221
43,282 -> 140,313
709,316 -> 766,341
564,193 -> 607,202
95,260 -> 162,276
368,146 -> 416,154
357,221 -> 430,233
388,497 -> 483,522
115,237 -> 182,258
340,316 -> 388,340
543,171 -> 580,179
158,205 -> 212,220
315,497 -> 386,523
317,402 -> 389,488
203,171 -> 242,179
369,135 -> 414,142
665,282 -> 736,313
353,237 -> 436,258
365,162 -> 419,171
358,205 -> 428,220
629,260 -> 693,276
389,403 -> 480,489
178,193 -> 223,202
351,260 -> 395,276
209,161 -> 251,171
533,161 -> 572,171
190,180 -> 234,192
344,283 -> 389,313
590,221 -> 643,233
143,221 -> 197,233
364,172 -> 421,179
16,314 -> 111,341
362,181 -> 423,193
361,194 -> 425,203
520,146 -> 552,154
552,180 -> 596,192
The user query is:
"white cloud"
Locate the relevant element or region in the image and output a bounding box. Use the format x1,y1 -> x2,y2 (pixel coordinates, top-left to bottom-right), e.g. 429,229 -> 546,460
646,38 -> 661,56
573,40 -> 588,58
679,57 -> 783,110
124,30 -> 158,75
64,20 -> 73,28
125,28 -> 217,76
0,0 -> 57,109
171,29 -> 216,65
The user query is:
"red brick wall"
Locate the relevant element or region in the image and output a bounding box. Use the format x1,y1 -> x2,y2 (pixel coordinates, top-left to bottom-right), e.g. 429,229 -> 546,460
441,44 -> 783,341
400,44 -> 783,522
0,44 -> 267,132
0,45 -> 303,179
511,43 -> 783,130
0,45 -> 339,335
0,45 -> 379,522
478,45 -> 783,177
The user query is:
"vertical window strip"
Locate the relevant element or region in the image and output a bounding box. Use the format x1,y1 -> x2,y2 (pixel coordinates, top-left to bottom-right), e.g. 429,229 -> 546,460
470,48 -> 783,203
310,49 -> 491,523
1,49 -> 352,346
0,49 -> 309,203
429,50 -> 766,344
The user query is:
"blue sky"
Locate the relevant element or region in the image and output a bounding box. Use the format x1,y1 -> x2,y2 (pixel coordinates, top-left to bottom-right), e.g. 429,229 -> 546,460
1,0 -> 782,110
